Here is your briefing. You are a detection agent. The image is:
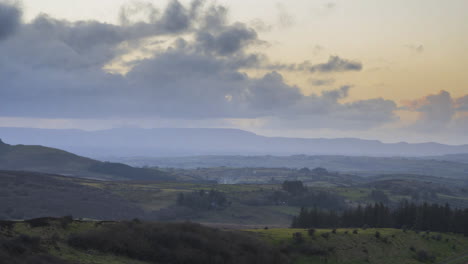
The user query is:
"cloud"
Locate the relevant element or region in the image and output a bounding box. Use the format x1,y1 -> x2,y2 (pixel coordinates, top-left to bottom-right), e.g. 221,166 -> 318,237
455,95 -> 468,111
0,0 -> 393,132
264,86 -> 397,130
405,44 -> 424,53
309,78 -> 335,86
195,23 -> 258,56
265,56 -> 363,73
0,1 -> 21,41
402,90 -> 468,132
249,19 -> 272,33
403,90 -> 455,127
276,3 -> 295,29
308,56 -> 363,73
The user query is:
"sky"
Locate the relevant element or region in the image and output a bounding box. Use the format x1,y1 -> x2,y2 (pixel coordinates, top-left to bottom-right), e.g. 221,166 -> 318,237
1,0 -> 468,144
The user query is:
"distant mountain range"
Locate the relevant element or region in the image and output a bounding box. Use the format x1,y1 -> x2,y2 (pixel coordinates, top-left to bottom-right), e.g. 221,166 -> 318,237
0,139 -> 170,181
1,127 -> 468,157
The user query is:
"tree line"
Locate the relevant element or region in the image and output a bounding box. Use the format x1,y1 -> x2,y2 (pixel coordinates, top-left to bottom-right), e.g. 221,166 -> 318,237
292,201 -> 468,235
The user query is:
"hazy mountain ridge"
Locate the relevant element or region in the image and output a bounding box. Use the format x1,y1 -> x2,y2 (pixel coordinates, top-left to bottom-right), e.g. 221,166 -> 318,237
0,139 -> 170,181
1,127 -> 468,158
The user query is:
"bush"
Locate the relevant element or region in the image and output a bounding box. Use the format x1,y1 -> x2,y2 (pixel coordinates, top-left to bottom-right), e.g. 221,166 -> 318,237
26,218 -> 51,228
1,235 -> 41,256
416,250 -> 435,263
375,231 -> 381,239
353,230 -> 358,234
307,229 -> 316,237
59,216 -> 73,229
321,233 -> 330,239
68,221 -> 287,264
292,232 -> 304,244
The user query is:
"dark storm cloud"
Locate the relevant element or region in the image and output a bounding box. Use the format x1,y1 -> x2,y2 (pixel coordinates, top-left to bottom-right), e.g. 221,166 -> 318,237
0,1 -> 21,41
0,0 -> 395,130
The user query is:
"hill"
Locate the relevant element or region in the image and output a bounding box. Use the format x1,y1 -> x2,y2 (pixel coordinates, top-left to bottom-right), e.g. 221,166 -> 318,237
250,227 -> 468,264
1,218 -> 467,264
0,219 -> 285,264
0,170 -> 144,220
0,139 -> 171,181
429,153 -> 468,164
1,127 -> 468,157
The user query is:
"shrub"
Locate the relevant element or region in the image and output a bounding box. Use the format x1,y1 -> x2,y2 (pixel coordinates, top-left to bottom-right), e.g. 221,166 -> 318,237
59,216 -> 73,229
416,250 -> 435,263
375,231 -> 381,239
307,229 -> 316,237
68,221 -> 287,264
293,232 -> 304,244
321,232 -> 330,239
26,218 -> 51,228
353,229 -> 358,234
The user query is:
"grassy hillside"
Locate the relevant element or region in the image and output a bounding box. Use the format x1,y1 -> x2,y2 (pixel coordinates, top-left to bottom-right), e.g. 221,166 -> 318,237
248,228 -> 468,264
0,171 -> 144,220
0,139 -> 170,181
1,218 -> 467,264
0,218 -> 285,264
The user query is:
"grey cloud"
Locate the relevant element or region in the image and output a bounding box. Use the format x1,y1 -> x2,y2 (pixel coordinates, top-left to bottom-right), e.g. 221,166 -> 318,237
0,0 -> 395,131
407,91 -> 455,127
308,56 -> 362,73
310,78 -> 335,86
199,4 -> 228,30
196,23 -> 258,56
0,2 -> 21,41
455,95 -> 468,111
264,87 -> 397,130
249,19 -> 272,32
402,90 -> 468,132
265,56 -> 363,73
160,0 -> 190,32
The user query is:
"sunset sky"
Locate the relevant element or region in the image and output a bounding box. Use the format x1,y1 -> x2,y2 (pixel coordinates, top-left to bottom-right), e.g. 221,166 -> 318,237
1,0 -> 468,143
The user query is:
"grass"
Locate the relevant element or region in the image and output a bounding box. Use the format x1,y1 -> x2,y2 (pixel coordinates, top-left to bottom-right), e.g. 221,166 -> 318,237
3,218 -> 468,264
5,220 -> 151,264
246,228 -> 468,264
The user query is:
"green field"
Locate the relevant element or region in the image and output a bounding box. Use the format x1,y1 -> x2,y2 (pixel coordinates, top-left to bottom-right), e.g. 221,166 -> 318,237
3,219 -> 468,264
247,228 -> 468,264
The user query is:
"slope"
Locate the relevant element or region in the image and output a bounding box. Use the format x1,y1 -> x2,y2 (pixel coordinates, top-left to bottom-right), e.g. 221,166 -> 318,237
0,139 -> 170,181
